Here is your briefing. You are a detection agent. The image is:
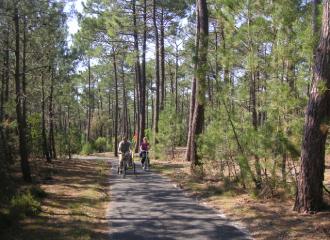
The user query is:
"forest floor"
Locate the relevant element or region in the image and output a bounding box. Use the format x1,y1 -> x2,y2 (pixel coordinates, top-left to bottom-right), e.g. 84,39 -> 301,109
152,151 -> 330,240
1,153 -> 329,240
0,157 -> 111,240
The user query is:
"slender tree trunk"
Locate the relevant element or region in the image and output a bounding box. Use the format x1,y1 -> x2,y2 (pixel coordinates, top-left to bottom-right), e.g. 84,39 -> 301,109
121,62 -> 128,137
175,41 -> 179,113
48,68 -> 56,159
87,58 -> 92,142
160,7 -> 165,110
0,41 -> 9,165
108,86 -> 112,140
15,9 -> 31,182
67,105 -> 71,159
250,72 -> 262,188
4,26 -> 9,102
133,80 -> 136,135
113,50 -> 119,157
151,76 -> 154,130
153,0 -> 160,144
187,0 -> 208,169
282,153 -> 287,185
247,0 -> 262,189
294,0 -> 330,213
41,73 -> 51,162
132,0 -> 143,152
185,3 -> 200,162
140,0 -> 147,140
1,52 -> 5,122
214,23 -> 220,90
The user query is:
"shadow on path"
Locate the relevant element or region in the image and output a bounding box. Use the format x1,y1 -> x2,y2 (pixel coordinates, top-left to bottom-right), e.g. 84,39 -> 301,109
108,160 -> 250,240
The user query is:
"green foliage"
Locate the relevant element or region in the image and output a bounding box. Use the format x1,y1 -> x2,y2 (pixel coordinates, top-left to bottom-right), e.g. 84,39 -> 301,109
157,105 -> 185,159
81,142 -> 94,155
27,113 -> 43,157
55,127 -> 82,157
94,137 -> 108,152
9,191 -> 41,219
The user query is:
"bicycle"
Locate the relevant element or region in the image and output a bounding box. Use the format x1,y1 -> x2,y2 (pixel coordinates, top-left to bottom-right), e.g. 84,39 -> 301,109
118,151 -> 135,178
141,151 -> 150,171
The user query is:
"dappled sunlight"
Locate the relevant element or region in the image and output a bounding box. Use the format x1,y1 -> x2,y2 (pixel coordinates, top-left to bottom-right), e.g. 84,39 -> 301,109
1,158 -> 111,240
154,157 -> 330,240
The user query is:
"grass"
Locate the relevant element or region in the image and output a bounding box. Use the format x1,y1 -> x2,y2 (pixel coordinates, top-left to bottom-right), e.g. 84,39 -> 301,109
153,157 -> 330,240
0,157 -> 111,240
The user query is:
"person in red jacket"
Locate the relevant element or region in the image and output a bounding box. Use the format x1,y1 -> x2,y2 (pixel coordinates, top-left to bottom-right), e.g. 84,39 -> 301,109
139,137 -> 150,168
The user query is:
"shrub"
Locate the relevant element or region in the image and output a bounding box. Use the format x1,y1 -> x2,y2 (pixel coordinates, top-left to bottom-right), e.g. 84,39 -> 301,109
94,137 -> 107,152
27,113 -> 43,157
81,142 -> 93,155
157,105 -> 185,159
9,191 -> 41,219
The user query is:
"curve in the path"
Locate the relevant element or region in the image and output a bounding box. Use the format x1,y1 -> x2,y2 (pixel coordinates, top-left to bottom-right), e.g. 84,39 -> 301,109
107,159 -> 251,240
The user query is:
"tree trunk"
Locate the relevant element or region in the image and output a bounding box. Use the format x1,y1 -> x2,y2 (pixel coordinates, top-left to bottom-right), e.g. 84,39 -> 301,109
187,0 -> 208,169
294,0 -> 330,213
67,105 -> 71,159
250,72 -> 262,188
4,26 -> 9,102
87,58 -> 92,142
41,73 -> 51,162
140,0 -> 147,141
121,62 -> 129,138
185,3 -> 200,162
14,9 -> 31,182
132,0 -> 142,152
160,7 -> 165,110
282,153 -> 287,185
153,0 -> 160,144
113,50 -> 119,157
175,41 -> 179,113
48,67 -> 56,159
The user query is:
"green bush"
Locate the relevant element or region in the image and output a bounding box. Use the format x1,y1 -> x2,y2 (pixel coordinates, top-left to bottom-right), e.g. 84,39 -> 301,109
27,113 -> 43,157
9,191 -> 41,219
55,127 -> 82,157
81,142 -> 93,155
157,105 -> 185,159
106,141 -> 113,152
94,137 -> 107,152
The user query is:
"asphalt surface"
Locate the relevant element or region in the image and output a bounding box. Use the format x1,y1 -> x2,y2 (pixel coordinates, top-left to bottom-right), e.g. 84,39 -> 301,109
107,159 -> 250,240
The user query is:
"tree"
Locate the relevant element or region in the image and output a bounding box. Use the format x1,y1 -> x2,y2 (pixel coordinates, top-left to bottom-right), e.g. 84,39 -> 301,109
186,0 -> 209,170
14,6 -> 31,182
294,0 -> 330,213
153,0 -> 161,144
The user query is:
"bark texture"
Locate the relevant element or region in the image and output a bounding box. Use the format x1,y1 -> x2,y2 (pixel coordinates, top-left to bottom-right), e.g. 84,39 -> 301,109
186,0 -> 208,168
294,0 -> 330,213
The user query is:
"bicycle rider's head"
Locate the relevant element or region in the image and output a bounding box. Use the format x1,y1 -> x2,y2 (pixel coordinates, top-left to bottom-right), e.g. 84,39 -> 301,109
143,137 -> 148,143
122,136 -> 128,142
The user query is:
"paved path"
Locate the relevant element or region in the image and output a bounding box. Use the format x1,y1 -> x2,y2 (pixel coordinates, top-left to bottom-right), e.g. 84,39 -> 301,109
108,159 -> 250,240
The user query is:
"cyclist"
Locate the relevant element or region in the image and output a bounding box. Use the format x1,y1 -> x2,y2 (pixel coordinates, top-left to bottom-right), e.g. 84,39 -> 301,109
118,136 -> 132,173
139,137 -> 150,169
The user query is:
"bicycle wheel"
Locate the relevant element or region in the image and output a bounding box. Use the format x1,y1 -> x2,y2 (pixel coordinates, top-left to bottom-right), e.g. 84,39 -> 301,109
123,163 -> 127,178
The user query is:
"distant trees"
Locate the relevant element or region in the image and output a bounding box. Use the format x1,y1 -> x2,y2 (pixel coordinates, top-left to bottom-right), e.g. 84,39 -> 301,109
0,0 -> 76,181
